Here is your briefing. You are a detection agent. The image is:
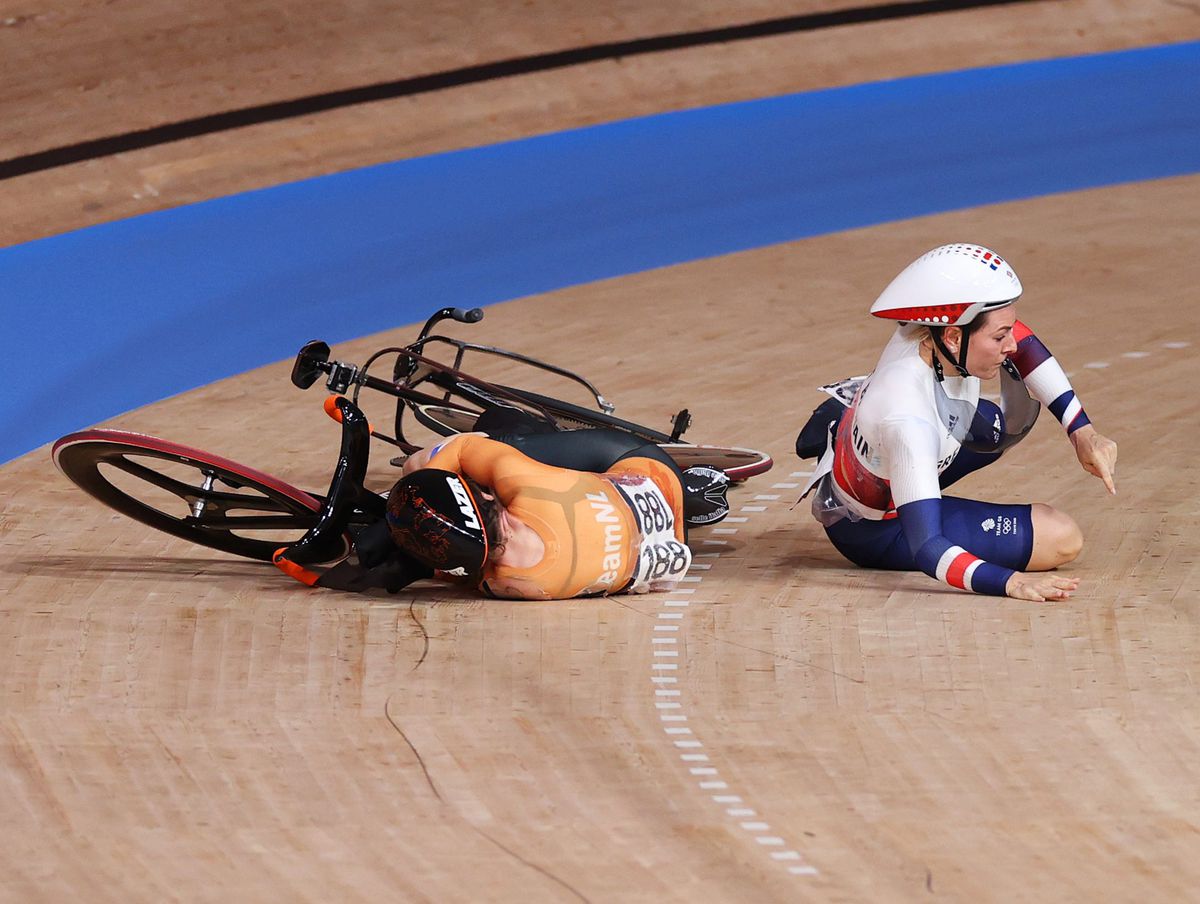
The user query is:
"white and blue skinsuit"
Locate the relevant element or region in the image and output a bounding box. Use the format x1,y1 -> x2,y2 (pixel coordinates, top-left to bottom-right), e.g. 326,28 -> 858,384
806,319 -> 1090,596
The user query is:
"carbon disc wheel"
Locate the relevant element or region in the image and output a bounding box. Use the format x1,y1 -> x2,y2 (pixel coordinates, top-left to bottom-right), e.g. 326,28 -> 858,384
52,430 -> 350,562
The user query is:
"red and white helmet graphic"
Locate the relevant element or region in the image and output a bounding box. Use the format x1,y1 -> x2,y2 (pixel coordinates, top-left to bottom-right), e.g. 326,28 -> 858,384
869,243 -> 1023,326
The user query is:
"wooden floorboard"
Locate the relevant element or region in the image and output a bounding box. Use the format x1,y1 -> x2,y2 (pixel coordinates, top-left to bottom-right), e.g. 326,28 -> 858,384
2,2 -> 1198,900
4,0 -> 1198,245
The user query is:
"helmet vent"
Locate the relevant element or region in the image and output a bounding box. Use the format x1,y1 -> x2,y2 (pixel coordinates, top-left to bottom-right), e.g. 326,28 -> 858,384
925,244 -> 1007,272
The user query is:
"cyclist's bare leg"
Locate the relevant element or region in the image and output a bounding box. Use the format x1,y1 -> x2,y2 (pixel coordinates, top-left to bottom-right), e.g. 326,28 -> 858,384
1025,502 -> 1083,570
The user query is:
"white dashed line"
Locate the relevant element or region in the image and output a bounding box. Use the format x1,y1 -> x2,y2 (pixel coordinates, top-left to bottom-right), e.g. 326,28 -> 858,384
645,487 -> 820,881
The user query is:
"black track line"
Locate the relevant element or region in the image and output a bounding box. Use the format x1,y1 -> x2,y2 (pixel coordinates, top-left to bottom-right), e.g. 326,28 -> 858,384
1,0 -> 1040,180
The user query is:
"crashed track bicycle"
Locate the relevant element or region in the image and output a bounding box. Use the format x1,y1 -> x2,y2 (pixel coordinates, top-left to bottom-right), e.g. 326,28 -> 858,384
53,307 -> 773,583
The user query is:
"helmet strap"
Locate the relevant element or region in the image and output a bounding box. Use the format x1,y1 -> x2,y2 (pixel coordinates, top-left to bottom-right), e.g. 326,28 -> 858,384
930,328 -> 971,379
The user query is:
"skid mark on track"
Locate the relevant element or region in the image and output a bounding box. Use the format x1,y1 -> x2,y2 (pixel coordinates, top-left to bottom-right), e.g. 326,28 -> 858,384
383,694 -> 594,902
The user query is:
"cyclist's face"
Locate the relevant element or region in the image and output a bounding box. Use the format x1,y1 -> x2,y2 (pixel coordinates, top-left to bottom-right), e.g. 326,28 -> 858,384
964,307 -> 1019,379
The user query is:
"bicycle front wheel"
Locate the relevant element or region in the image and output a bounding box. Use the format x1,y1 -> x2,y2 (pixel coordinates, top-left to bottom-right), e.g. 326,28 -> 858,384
52,430 -> 350,562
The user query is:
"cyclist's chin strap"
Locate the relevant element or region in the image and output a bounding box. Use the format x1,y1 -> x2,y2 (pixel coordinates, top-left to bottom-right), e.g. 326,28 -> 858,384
930,328 -> 971,380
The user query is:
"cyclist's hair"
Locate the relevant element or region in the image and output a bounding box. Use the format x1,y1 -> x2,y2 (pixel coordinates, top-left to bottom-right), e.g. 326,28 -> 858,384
960,309 -> 997,340
460,474 -> 505,560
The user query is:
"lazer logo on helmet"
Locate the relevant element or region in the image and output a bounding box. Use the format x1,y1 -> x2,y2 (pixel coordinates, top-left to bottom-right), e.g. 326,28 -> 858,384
447,477 -> 481,531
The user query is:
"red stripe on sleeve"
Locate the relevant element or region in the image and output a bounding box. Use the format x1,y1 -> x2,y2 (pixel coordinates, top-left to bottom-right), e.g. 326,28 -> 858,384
945,551 -> 979,590
1012,319 -> 1033,343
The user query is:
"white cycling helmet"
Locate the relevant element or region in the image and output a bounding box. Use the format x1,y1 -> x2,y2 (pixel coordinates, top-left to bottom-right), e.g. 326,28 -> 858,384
870,243 -> 1022,326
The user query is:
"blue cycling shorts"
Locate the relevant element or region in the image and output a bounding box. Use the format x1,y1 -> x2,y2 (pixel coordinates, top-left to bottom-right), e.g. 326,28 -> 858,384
825,496 -> 1034,572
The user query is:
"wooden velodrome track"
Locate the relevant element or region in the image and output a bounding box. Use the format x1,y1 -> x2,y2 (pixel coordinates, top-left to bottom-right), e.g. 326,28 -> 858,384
3,2 -> 1199,901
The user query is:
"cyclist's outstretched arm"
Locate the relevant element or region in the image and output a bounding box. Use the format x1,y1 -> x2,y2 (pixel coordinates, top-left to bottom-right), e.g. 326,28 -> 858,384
1011,320 -> 1117,493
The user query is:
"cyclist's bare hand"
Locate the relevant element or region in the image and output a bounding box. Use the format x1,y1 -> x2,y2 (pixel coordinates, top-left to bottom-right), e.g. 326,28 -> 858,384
1070,425 -> 1118,495
1005,571 -> 1079,602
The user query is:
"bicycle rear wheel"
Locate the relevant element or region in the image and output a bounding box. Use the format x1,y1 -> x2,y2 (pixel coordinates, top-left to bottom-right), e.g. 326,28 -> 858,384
658,444 -> 773,482
498,386 -> 675,442
52,430 -> 350,562
410,404 -> 481,437
412,401 -> 772,481
408,393 -> 667,442
500,389 -> 774,480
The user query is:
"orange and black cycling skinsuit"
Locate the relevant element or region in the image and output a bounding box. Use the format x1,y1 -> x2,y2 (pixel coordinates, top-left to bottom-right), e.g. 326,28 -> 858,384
425,435 -> 688,600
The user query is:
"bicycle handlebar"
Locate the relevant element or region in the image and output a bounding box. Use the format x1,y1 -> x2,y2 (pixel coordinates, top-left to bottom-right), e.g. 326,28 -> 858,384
417,307 -> 484,344
293,306 -> 485,393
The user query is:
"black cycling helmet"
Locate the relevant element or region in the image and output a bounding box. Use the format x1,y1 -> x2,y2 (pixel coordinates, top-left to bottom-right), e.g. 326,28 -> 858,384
386,469 -> 489,575
681,465 -> 730,526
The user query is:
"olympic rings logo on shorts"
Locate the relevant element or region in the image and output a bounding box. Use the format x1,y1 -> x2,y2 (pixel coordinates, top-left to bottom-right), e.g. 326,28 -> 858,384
980,515 -> 1017,535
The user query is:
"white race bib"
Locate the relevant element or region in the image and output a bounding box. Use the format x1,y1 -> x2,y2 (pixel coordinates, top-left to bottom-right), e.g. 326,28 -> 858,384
610,475 -> 692,593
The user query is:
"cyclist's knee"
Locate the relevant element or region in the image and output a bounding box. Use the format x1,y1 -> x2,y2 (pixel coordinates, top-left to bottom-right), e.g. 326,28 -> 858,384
1029,503 -> 1083,569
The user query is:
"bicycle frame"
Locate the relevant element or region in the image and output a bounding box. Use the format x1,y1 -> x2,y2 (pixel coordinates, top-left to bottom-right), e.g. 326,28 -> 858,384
291,307 -> 631,453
